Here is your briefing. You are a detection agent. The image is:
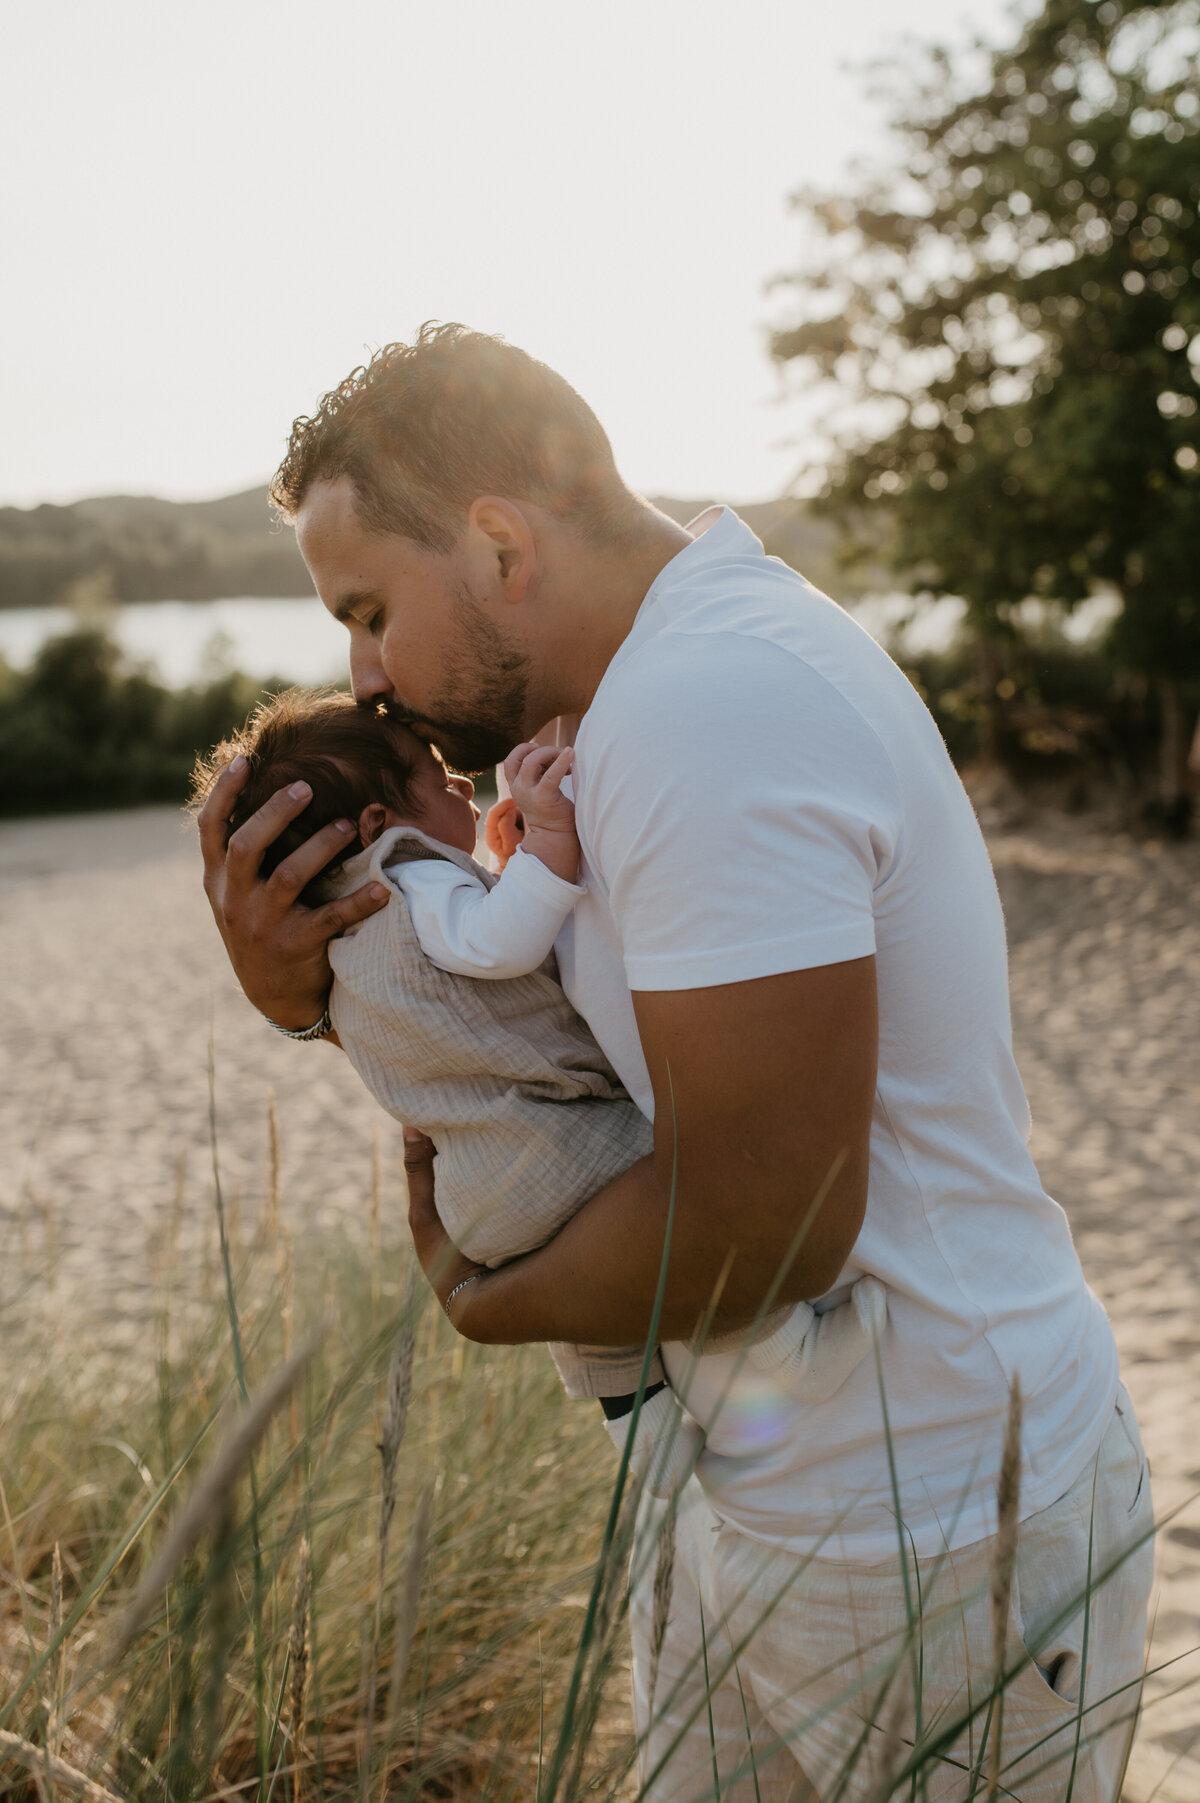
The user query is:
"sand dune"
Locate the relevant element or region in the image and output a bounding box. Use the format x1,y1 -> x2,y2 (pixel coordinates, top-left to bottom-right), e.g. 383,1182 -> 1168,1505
990,824 -> 1200,1797
1,802 -> 1197,1795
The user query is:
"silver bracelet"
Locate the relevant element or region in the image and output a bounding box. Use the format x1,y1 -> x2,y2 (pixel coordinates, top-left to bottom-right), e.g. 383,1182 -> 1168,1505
444,1270 -> 485,1319
267,1008 -> 332,1042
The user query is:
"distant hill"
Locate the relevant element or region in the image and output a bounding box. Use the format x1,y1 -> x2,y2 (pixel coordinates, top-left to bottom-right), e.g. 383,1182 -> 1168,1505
0,486 -> 874,611
0,488 -> 310,609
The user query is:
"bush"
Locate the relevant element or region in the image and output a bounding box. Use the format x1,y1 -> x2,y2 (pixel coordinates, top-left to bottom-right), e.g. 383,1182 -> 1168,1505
896,627 -> 1197,818
0,627 -> 293,817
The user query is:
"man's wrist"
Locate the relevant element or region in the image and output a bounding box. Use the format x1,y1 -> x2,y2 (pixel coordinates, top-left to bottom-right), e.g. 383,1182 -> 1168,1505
444,1269 -> 486,1327
444,1267 -> 506,1342
266,1008 -> 333,1042
250,989 -> 333,1035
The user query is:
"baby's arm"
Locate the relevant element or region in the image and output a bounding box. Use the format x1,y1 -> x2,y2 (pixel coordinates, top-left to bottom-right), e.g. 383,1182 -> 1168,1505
392,852 -> 583,980
390,740 -> 583,979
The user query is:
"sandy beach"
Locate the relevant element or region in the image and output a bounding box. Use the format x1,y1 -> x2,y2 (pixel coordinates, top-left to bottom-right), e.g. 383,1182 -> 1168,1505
1,801 -> 1197,1796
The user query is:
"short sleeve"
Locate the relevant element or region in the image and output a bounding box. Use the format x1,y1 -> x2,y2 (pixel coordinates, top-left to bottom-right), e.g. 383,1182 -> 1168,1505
579,632 -> 901,992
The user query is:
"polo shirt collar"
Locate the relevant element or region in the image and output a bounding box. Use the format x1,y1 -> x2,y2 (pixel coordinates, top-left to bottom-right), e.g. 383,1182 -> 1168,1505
659,504 -> 766,584
590,506 -> 766,706
627,505 -> 764,624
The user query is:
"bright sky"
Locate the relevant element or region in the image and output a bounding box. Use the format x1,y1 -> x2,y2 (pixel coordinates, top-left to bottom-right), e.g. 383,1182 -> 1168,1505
1,0 -> 1020,510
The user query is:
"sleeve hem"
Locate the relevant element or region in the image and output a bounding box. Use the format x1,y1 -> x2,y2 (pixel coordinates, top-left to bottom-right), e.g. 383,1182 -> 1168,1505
509,845 -> 586,899
623,921 -> 876,992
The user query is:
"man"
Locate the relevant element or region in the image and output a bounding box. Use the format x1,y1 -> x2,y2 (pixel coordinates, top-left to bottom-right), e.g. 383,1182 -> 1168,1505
200,324 -> 1152,1801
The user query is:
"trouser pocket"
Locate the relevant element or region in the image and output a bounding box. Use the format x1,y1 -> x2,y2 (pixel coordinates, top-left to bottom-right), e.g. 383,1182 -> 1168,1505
1113,1385 -> 1150,1517
1010,1396 -> 1154,1717
1010,1519 -> 1090,1709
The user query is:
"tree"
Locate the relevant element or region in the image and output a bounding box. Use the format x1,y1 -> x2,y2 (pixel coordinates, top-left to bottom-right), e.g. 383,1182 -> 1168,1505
772,0 -> 1200,809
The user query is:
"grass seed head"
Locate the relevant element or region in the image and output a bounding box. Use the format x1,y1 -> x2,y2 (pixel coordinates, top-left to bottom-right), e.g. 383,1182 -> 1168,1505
378,1295 -> 416,1554
386,1479 -> 435,1723
648,1503 -> 676,1716
106,1329 -> 322,1667
990,1375 -> 1024,1671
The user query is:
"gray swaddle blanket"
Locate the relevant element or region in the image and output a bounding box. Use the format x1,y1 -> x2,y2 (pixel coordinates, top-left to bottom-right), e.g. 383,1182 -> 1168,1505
327,825 -> 659,1399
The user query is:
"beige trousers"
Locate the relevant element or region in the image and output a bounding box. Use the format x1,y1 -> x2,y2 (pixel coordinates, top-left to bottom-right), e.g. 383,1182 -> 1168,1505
630,1390 -> 1154,1803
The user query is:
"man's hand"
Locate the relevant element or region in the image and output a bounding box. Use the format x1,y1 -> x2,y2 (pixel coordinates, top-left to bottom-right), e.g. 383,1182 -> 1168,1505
197,755 -> 389,1030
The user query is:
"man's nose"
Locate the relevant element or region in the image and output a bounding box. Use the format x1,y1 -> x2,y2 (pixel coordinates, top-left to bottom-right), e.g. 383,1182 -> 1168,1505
450,774 -> 475,800
349,638 -> 392,706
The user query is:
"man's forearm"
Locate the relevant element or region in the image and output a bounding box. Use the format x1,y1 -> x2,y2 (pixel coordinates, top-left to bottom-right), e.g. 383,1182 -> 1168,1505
456,1151 -> 858,1348
461,1157 -> 669,1345
446,961 -> 877,1349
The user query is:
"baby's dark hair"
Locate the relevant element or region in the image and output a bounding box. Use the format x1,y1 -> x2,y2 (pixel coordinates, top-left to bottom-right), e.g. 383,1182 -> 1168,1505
191,689 -> 425,905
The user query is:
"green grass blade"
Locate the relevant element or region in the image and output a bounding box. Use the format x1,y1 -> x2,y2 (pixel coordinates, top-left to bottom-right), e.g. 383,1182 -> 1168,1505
734,1663 -> 762,1803
207,1031 -> 267,1792
698,1597 -> 722,1802
543,1069 -> 683,1801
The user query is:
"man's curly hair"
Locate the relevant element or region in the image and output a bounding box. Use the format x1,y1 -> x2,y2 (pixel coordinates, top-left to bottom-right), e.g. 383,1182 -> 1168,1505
190,690 -> 426,906
270,321 -> 640,551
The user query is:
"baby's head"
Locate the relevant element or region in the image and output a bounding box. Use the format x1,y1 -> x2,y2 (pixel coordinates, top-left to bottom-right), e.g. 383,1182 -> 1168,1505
192,690 -> 480,904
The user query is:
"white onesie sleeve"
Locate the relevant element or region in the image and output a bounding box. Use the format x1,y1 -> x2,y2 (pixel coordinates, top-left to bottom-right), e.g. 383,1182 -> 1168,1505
387,846 -> 585,979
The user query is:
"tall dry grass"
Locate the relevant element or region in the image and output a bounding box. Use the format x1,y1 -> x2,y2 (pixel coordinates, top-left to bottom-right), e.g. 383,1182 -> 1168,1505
0,1094 -> 1171,1803
0,1099 -> 631,1803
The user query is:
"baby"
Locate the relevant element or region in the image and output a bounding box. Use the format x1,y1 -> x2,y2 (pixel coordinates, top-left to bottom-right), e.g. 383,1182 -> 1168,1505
194,691 -> 884,1492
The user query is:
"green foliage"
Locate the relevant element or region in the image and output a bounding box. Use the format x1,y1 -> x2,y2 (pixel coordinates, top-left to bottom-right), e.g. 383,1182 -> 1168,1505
899,627 -> 1169,795
0,625 -> 288,816
772,0 -> 1200,786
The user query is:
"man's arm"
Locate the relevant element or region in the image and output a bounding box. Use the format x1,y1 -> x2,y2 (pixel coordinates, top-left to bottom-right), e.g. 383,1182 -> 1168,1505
411,956 -> 877,1344
197,756 -> 389,1030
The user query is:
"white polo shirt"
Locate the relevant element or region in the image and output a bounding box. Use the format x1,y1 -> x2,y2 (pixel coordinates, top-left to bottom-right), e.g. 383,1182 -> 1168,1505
554,506 -> 1118,1561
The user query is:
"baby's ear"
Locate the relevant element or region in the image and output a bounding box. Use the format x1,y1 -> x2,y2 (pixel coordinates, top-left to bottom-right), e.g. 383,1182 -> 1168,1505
359,802 -> 390,847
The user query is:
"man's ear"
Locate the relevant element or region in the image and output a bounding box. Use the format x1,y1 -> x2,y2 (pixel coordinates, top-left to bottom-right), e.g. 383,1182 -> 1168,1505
359,802 -> 390,846
467,497 -> 535,603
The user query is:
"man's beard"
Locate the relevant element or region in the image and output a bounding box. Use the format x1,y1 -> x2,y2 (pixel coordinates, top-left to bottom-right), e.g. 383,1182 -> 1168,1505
401,584 -> 533,774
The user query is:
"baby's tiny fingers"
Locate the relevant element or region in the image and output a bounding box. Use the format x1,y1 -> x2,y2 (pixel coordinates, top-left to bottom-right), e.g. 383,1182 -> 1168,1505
532,744 -> 572,780
511,746 -> 559,791
502,740 -> 540,787
537,746 -> 575,791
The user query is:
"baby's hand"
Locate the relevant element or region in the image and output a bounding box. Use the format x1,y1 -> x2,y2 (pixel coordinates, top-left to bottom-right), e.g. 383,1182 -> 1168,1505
503,742 -> 579,884
506,743 -> 575,834
484,796 -> 523,872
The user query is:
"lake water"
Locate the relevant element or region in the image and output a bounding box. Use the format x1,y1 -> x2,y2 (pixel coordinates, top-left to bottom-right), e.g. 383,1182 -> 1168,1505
0,587 -> 1114,690
0,590 -> 975,692
0,595 -> 350,689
